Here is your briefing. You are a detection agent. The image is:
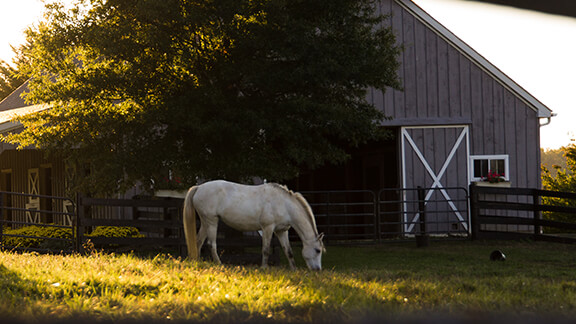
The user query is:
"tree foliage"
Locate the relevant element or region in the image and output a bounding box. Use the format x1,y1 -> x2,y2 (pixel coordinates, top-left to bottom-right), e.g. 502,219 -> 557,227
0,59 -> 27,102
541,145 -> 576,229
541,147 -> 568,178
542,145 -> 576,192
5,0 -> 401,194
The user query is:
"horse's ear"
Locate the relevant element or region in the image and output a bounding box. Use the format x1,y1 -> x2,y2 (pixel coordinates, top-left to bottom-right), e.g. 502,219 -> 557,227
317,233 -> 326,252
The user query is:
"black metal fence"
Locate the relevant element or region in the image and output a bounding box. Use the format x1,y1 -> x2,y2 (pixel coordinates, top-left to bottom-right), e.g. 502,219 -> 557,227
301,190 -> 377,242
298,186 -> 469,243
376,187 -> 469,239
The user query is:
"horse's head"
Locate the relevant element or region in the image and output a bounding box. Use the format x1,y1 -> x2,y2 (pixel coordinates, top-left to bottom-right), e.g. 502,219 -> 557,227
302,233 -> 325,271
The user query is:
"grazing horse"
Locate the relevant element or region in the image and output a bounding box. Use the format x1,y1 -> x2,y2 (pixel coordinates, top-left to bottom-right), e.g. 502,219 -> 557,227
183,180 -> 325,270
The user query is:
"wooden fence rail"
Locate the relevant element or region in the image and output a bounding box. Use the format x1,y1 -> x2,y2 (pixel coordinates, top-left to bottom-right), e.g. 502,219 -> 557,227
76,195 -> 267,261
77,195 -> 187,256
6,185 -> 576,256
470,184 -> 576,243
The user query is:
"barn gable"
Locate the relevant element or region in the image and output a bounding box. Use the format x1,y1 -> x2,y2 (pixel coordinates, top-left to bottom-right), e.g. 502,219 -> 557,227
375,0 -> 552,120
368,0 -> 552,191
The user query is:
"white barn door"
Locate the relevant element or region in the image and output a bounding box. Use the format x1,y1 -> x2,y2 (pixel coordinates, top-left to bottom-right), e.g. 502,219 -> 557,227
26,168 -> 40,223
401,125 -> 470,235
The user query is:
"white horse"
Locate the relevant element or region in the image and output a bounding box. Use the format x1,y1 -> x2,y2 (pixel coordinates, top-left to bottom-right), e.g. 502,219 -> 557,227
183,180 -> 325,270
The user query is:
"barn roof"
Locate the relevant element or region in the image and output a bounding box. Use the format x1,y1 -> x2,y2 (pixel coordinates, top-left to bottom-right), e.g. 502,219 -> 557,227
0,80 -> 30,112
399,0 -> 553,118
0,0 -> 554,124
0,103 -> 50,133
0,80 -> 51,133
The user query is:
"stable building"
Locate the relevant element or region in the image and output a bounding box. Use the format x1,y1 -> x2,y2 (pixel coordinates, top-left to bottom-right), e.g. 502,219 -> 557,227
286,0 -> 553,237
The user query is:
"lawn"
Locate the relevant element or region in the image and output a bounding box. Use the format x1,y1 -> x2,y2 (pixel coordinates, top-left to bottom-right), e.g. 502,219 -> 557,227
0,240 -> 575,322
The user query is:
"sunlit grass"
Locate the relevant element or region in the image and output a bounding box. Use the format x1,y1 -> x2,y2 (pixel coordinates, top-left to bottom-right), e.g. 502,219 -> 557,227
0,240 -> 576,322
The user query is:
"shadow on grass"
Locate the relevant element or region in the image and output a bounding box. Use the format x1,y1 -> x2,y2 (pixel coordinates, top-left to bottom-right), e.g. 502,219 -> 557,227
0,263 -> 45,322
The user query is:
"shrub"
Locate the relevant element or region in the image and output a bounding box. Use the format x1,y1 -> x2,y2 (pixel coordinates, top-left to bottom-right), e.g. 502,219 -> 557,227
85,226 -> 143,238
84,226 -> 145,251
2,225 -> 73,251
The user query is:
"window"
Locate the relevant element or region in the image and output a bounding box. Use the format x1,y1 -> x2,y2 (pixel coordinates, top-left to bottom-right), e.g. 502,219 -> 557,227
470,155 -> 509,182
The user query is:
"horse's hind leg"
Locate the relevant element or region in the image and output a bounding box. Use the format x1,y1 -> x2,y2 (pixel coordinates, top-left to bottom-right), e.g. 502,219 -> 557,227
276,230 -> 296,270
196,223 -> 208,257
206,224 -> 222,264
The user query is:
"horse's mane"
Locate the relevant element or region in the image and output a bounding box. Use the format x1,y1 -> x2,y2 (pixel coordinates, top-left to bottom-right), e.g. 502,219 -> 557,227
269,183 -> 319,235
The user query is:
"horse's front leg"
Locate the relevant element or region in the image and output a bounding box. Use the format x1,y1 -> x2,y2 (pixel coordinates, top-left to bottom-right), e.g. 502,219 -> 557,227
260,227 -> 274,269
276,230 -> 296,270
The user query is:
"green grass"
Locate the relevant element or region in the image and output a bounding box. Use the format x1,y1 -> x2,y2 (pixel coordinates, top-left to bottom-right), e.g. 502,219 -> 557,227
1,240 -> 576,322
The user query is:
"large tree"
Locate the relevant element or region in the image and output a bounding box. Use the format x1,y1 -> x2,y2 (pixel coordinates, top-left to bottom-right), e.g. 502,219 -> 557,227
5,0 -> 401,194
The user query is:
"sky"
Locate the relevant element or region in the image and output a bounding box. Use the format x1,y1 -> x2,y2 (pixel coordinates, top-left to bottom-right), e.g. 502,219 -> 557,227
1,0 -> 575,149
0,0 -> 46,62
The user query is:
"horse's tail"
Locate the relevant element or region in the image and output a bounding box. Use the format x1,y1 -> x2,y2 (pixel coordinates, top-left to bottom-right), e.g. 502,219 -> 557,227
183,186 -> 199,259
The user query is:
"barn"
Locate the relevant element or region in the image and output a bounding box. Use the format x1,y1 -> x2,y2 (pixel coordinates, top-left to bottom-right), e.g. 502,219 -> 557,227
286,0 -> 553,237
0,81 -> 73,225
0,0 -> 553,238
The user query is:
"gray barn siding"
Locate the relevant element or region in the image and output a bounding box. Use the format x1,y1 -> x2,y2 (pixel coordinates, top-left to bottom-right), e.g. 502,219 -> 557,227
0,149 -> 70,226
373,0 -> 542,189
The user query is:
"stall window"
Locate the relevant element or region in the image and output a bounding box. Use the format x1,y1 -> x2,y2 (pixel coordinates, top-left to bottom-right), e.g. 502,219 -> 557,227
470,155 -> 509,182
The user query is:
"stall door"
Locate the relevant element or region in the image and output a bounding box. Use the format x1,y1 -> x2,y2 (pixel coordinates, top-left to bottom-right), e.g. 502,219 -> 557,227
26,168 -> 40,223
401,126 -> 470,235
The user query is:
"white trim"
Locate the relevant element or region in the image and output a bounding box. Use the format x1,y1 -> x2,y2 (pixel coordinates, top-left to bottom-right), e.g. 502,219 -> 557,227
26,168 -> 40,224
470,154 -> 510,182
394,0 -> 553,119
0,104 -> 51,133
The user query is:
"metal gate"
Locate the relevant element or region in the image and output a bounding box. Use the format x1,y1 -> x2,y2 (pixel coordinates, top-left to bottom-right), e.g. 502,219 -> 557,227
301,190 -> 378,242
377,187 -> 469,238
301,187 -> 469,243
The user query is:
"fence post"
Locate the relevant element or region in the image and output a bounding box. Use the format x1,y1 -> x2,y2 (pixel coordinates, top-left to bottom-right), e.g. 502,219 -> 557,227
469,184 -> 479,240
179,203 -> 186,258
76,193 -> 84,254
416,186 -> 429,247
374,190 -> 380,243
325,192 -> 331,238
0,192 -> 4,248
532,190 -> 541,237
